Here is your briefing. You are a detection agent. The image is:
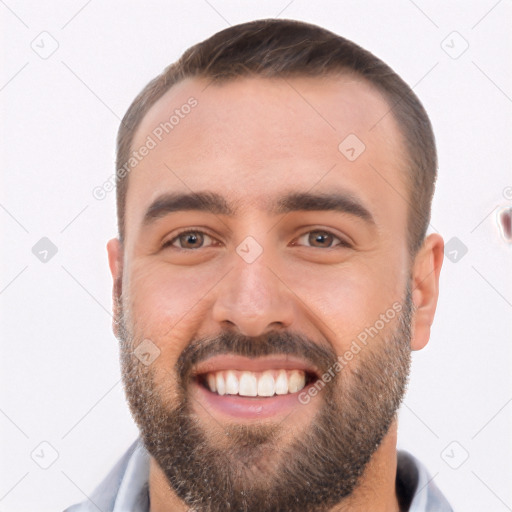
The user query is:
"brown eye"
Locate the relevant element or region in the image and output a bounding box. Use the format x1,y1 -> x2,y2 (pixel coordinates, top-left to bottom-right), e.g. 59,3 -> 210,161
163,230 -> 214,250
294,230 -> 351,249
308,231 -> 335,248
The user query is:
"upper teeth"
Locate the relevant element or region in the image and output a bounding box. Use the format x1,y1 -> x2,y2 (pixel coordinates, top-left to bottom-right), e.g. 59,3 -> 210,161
205,369 -> 307,397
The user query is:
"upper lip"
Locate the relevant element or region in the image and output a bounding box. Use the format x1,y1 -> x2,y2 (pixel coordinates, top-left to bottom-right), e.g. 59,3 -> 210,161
192,354 -> 321,377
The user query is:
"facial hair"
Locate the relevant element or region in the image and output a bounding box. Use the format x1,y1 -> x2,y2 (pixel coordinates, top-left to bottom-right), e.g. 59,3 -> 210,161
117,286 -> 413,512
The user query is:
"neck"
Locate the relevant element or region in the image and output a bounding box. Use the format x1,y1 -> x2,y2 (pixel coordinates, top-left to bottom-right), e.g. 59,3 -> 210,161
148,418 -> 400,512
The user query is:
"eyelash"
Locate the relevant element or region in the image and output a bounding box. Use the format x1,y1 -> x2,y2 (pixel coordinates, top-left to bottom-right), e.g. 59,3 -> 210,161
162,228 -> 352,250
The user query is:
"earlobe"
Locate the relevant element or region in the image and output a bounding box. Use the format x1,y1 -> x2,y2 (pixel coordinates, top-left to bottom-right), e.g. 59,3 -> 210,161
410,233 -> 444,351
106,238 -> 124,337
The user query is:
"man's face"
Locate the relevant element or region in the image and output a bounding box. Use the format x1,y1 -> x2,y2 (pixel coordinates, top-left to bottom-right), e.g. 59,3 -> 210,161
112,75 -> 417,511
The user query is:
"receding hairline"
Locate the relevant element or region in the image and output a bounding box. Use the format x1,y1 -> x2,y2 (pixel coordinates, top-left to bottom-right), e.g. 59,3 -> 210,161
128,71 -> 409,182
128,69 -> 407,180
115,18 -> 437,256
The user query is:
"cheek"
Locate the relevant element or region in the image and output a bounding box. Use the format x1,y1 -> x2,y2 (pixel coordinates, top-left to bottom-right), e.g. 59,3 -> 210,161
126,260 -> 218,360
290,259 -> 405,351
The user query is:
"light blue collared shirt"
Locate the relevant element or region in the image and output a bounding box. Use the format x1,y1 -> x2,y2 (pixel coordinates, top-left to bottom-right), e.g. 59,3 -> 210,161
64,438 -> 453,511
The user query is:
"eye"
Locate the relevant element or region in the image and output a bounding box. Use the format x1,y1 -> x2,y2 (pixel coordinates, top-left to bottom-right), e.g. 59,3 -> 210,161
161,228 -> 351,251
292,229 -> 351,249
162,230 -> 217,250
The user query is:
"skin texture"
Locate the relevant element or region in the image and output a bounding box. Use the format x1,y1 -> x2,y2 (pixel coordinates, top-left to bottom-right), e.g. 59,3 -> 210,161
107,75 -> 444,511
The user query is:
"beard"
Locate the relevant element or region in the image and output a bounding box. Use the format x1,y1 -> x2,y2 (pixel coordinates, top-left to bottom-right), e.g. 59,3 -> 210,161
116,285 -> 413,512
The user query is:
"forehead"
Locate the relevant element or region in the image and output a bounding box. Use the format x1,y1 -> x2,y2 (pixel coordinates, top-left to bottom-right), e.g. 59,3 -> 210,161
132,74 -> 398,159
125,74 -> 408,243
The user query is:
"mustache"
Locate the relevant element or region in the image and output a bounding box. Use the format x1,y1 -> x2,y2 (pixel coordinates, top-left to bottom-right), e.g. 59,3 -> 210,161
176,330 -> 338,383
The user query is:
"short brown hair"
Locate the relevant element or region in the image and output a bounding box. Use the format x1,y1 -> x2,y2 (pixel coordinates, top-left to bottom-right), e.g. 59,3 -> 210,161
116,18 -> 437,255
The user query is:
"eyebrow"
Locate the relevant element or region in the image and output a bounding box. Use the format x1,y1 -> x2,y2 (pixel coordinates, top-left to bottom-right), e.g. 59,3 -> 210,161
142,190 -> 375,226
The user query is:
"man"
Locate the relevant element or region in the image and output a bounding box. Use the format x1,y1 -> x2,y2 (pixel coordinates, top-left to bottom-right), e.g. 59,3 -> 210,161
66,18 -> 451,512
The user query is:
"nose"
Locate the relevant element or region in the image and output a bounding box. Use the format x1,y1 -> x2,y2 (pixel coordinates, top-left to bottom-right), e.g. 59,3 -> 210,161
211,254 -> 295,338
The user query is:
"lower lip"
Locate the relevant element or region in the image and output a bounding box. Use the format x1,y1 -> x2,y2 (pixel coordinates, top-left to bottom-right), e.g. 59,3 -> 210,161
191,379 -> 316,420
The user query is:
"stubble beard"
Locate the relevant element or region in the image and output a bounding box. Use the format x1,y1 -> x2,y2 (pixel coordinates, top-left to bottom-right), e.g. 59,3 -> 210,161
117,287 -> 413,512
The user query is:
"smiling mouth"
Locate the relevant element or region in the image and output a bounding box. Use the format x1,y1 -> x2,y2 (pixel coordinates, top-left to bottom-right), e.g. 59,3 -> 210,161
191,354 -> 321,398
189,355 -> 322,419
196,368 -> 319,397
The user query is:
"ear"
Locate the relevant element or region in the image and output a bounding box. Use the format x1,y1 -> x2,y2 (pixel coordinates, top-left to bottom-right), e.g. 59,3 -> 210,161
106,238 -> 124,338
410,233 -> 444,351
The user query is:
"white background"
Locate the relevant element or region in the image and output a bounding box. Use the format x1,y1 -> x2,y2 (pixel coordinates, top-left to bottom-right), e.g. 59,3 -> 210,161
1,1 -> 511,511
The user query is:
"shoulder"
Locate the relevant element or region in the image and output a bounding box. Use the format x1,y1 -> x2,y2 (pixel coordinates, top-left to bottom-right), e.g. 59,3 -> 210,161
62,438 -> 149,512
